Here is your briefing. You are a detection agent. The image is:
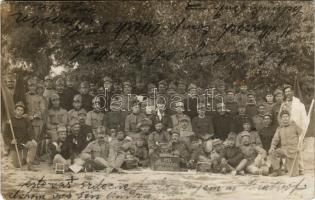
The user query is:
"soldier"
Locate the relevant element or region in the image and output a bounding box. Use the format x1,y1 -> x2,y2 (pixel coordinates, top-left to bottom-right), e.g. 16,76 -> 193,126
68,94 -> 86,130
133,133 -> 149,167
49,126 -> 71,171
148,122 -> 171,162
213,103 -> 234,141
55,77 -> 67,110
104,99 -> 126,132
215,79 -> 226,103
124,102 -> 146,137
263,90 -> 275,114
167,130 -> 191,169
236,119 -> 262,147
86,97 -> 105,138
258,114 -> 276,151
43,75 -> 56,102
225,88 -> 238,116
103,76 -> 113,112
157,80 -> 169,111
184,83 -> 199,120
3,102 -> 38,171
46,94 -> 68,142
79,81 -> 93,112
89,81 -> 98,97
113,81 -> 123,94
108,130 -> 136,172
235,81 -> 248,107
25,78 -> 46,159
78,110 -> 94,143
121,81 -> 136,112
272,89 -> 284,126
239,132 -> 269,176
223,133 -> 248,175
269,110 -> 303,177
63,75 -> 79,110
152,101 -> 172,129
245,90 -> 257,118
136,117 -> 153,141
79,126 -> 111,171
252,103 -> 266,132
147,83 -> 157,108
232,105 -> 253,134
176,80 -> 187,102
192,103 -> 214,141
170,102 -> 191,128
166,82 -> 177,98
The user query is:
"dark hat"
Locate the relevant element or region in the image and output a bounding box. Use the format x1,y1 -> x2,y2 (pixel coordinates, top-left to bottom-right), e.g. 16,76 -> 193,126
123,81 -> 131,87
188,83 -> 197,90
171,129 -> 180,135
15,101 -> 25,109
247,90 -> 255,96
158,80 -> 167,86
242,117 -> 251,125
283,84 -> 293,92
78,109 -> 87,116
168,82 -> 177,90
240,131 -> 250,138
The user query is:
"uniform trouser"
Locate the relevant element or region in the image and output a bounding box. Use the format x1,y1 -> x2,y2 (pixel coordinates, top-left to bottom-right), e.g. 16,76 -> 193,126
10,141 -> 37,168
246,154 -> 269,175
270,148 -> 302,177
79,153 -> 111,170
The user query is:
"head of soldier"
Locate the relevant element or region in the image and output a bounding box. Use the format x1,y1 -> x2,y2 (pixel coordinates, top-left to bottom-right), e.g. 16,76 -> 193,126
103,76 -> 113,91
257,104 -> 265,115
225,133 -> 237,147
6,74 -> 16,89
226,89 -> 235,103
27,78 -> 37,94
247,91 -> 256,104
180,118 -> 189,130
139,119 -> 151,134
242,121 -> 251,132
135,134 -> 145,147
203,140 -> 213,153
177,81 -> 186,94
117,130 -> 125,141
96,126 -> 106,142
71,122 -> 80,135
175,102 -> 184,114
155,122 -> 163,132
14,102 -> 25,118
280,111 -> 290,126
216,80 -> 225,94
263,114 -> 272,127
44,75 -> 54,89
274,89 -> 284,103
73,95 -> 82,110
171,131 -> 180,143
80,81 -> 90,95
50,94 -> 60,109
66,76 -> 75,88
241,134 -> 250,146
123,81 -> 132,95
131,103 -> 140,114
55,78 -> 65,94
265,93 -> 274,104
216,103 -> 226,115
284,85 -> 294,101
239,84 -> 248,94
197,104 -> 206,117
92,97 -> 101,111
213,139 -> 223,152
57,126 -> 67,142
158,80 -> 167,94
78,110 -> 87,125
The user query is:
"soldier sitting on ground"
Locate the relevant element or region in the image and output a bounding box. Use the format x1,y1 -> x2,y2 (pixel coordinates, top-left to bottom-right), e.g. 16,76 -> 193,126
133,133 -> 149,167
239,132 -> 269,176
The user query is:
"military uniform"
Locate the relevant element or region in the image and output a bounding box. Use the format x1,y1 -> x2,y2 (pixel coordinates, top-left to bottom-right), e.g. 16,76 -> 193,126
148,130 -> 171,160
125,112 -> 146,136
252,114 -> 265,132
269,121 -> 303,176
86,110 -> 105,137
236,131 -> 262,147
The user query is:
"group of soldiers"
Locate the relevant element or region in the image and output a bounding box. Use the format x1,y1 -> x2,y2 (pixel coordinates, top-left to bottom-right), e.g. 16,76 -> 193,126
2,73 -> 307,176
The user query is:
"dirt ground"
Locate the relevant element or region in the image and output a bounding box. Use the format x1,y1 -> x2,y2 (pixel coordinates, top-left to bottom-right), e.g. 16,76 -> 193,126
1,155 -> 314,200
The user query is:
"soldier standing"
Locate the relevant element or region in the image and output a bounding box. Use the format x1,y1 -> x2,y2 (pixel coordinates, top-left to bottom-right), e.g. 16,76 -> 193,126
86,97 -> 105,138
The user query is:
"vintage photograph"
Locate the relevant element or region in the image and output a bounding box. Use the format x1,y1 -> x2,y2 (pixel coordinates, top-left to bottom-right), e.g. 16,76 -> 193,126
0,1 -> 314,200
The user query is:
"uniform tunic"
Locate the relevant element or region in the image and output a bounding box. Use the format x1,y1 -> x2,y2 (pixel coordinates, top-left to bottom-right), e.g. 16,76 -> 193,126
192,115 -> 214,139
46,108 -> 68,141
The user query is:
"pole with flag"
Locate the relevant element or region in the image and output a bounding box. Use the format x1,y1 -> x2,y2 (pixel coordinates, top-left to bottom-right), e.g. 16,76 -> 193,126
1,85 -> 23,169
288,98 -> 314,176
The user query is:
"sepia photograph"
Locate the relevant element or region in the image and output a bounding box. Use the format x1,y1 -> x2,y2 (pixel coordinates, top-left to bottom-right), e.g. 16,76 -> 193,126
0,1 -> 314,199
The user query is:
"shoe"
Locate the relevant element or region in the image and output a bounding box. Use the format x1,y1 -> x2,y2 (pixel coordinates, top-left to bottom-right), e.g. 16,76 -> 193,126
27,164 -> 39,172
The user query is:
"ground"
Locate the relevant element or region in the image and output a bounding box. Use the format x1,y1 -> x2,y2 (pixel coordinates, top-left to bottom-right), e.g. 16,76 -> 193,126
1,155 -> 314,200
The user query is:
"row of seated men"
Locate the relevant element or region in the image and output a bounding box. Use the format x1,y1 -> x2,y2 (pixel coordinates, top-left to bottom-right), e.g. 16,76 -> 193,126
4,99 -> 303,177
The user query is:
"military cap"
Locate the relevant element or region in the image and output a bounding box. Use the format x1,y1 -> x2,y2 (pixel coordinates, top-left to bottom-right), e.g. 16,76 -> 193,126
103,76 -> 113,83
175,102 -> 184,107
97,126 -> 106,134
179,117 -> 190,122
264,88 -> 273,96
212,139 -> 222,146
78,109 -> 87,116
216,102 -> 225,108
207,81 -> 216,88
70,120 -> 80,128
15,101 -> 25,109
240,131 -> 251,138
178,80 -> 186,86
283,84 -> 293,93
168,82 -> 177,90
123,81 -> 132,87
158,80 -> 167,86
73,94 -> 82,102
274,89 -> 283,96
55,77 -> 65,86
80,81 -> 89,88
44,75 -> 53,81
264,113 -> 272,118
133,133 -> 146,141
57,126 -> 67,133
171,129 -> 180,135
50,93 -> 60,100
280,110 -> 290,117
27,78 -> 37,86
188,83 -> 197,90
147,83 -> 156,90
227,132 -> 237,140
247,90 -> 255,96
226,88 -> 235,94
242,117 -> 251,125
197,103 -> 206,110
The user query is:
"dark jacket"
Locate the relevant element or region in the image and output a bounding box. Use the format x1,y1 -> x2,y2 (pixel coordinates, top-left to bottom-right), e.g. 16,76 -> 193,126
223,146 -> 244,167
213,113 -> 234,140
192,115 -> 214,139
